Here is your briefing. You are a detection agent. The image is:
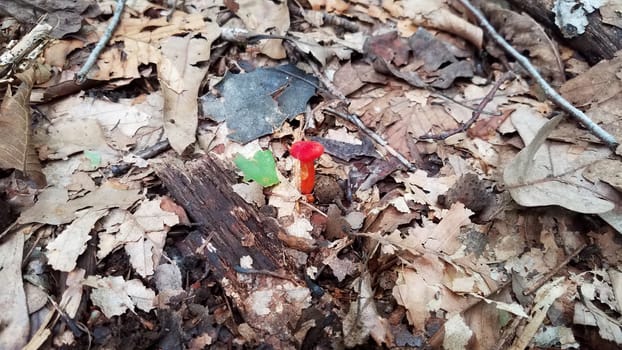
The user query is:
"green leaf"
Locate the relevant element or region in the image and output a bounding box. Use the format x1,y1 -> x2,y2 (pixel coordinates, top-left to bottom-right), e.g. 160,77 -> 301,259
84,150 -> 101,168
234,150 -> 280,187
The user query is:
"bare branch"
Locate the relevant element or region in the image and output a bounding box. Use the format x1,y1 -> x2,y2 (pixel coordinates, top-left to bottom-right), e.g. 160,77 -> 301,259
457,0 -> 619,149
75,0 -> 126,83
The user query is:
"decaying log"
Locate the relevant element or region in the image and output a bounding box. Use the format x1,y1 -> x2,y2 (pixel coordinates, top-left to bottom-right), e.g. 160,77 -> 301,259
503,0 -> 622,64
154,155 -> 310,346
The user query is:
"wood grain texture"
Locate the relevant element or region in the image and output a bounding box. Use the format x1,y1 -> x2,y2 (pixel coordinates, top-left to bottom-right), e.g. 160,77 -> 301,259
503,0 -> 622,64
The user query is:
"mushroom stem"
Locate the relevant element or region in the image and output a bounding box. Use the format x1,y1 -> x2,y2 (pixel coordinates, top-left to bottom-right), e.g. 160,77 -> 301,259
299,161 -> 316,194
289,140 -> 324,198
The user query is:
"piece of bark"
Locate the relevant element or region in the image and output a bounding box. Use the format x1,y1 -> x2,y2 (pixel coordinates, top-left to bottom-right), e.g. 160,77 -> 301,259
502,0 -> 622,64
154,155 -> 310,346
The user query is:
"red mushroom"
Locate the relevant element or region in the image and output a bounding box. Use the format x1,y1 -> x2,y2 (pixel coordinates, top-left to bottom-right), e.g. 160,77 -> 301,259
290,141 -> 324,195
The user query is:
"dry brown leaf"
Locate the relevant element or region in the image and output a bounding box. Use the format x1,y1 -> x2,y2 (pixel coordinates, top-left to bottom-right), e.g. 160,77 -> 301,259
93,40 -> 160,81
403,0 -> 482,48
0,68 -> 46,187
461,302 -> 502,350
86,12 -> 209,81
159,196 -> 190,225
36,93 -> 164,153
36,118 -> 120,163
382,0 -> 403,17
234,0 -> 290,59
583,159 -> 622,192
503,108 -> 615,214
601,1 -> 622,29
480,1 -> 565,86
125,199 -> 177,277
322,238 -> 358,282
114,12 -> 207,43
159,33 -> 214,154
395,170 -> 457,207
18,181 -> 142,225
239,280 -> 311,336
392,257 -> 468,331
289,30 -> 355,66
560,51 -> 622,107
44,38 -> 85,67
343,273 -> 393,347
409,202 -> 473,255
560,52 -> 622,144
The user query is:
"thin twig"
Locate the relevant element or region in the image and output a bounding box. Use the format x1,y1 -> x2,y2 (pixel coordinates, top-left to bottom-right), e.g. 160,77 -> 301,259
323,108 -> 415,171
76,0 -> 126,83
429,92 -> 502,116
233,265 -> 299,283
522,243 -> 587,296
109,140 -> 171,176
420,71 -> 512,140
299,200 -> 328,218
457,0 -> 618,149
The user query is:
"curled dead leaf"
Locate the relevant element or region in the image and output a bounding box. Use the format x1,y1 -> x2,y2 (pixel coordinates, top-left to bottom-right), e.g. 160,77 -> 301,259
0,68 -> 46,188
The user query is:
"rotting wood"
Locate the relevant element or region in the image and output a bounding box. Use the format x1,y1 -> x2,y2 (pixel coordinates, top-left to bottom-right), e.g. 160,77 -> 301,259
154,155 -> 309,345
504,0 -> 622,64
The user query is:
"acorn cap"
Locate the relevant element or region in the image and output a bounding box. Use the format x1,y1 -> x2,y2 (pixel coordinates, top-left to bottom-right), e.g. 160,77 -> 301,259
290,141 -> 324,162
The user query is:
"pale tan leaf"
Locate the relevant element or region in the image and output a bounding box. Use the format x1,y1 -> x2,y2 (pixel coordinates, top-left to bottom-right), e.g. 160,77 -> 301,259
38,118 -> 119,161
0,68 -> 46,187
59,268 -> 86,318
601,1 -> 622,29
343,273 -> 393,347
18,181 -> 142,225
232,182 -> 266,207
575,298 -> 622,344
99,198 -> 177,277
154,263 -> 184,307
125,231 -> 166,277
0,231 -> 28,349
97,210 -> 136,259
24,282 -> 49,315
85,276 -> 155,318
584,158 -> 622,192
133,197 -> 180,231
158,33 -> 214,153
609,269 -> 622,314
503,108 -> 615,214
46,209 -> 109,272
40,93 -> 162,138
443,314 -> 473,350
393,267 -> 439,330
510,278 -> 566,350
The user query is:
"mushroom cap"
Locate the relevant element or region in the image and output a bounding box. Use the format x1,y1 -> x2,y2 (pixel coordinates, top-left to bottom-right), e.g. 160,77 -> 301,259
290,141 -> 324,162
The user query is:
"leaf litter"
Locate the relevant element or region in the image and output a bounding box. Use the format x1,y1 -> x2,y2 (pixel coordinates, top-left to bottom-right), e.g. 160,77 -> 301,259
0,0 -> 621,348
